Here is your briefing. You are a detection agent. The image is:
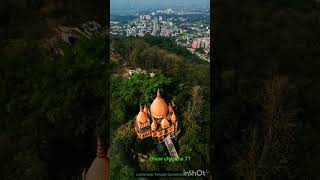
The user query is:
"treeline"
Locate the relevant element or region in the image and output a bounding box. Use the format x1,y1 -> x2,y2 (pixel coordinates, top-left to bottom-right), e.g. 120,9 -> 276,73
111,36 -> 210,87
214,0 -> 320,179
112,35 -> 206,65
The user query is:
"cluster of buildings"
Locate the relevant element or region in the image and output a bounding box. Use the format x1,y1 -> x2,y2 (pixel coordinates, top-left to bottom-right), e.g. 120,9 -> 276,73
111,8 -> 210,61
123,15 -> 181,38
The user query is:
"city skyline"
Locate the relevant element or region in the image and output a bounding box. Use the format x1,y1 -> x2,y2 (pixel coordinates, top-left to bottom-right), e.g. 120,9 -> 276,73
111,0 -> 210,14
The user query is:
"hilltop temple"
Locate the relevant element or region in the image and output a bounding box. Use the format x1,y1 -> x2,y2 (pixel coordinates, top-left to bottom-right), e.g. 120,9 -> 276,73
135,89 -> 178,141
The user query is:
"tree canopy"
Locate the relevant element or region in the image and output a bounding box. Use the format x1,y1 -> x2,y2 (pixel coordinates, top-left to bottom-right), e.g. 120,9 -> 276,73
214,0 -> 320,179
0,36 -> 109,179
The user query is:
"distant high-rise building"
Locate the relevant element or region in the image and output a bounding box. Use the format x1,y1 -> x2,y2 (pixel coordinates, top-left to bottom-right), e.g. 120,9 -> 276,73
159,16 -> 163,21
145,15 -> 152,20
152,17 -> 159,36
192,38 -> 210,50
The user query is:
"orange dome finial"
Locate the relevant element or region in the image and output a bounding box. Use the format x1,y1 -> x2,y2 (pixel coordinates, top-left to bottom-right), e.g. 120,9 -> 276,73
97,137 -> 104,158
143,105 -> 148,114
171,101 -> 175,107
157,89 -> 161,98
171,111 -> 177,123
168,103 -> 174,113
139,104 -> 143,112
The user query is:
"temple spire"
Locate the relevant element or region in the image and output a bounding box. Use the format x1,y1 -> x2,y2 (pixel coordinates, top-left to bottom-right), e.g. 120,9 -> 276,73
171,101 -> 175,107
157,89 -> 161,97
97,137 -> 104,158
139,104 -> 143,111
143,105 -> 148,114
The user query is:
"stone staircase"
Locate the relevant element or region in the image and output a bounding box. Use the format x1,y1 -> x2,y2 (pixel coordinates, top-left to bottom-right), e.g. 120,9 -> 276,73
164,135 -> 179,157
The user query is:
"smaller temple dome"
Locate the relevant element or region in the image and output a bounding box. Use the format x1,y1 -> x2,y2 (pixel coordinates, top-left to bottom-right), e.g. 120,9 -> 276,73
136,105 -> 149,124
171,112 -> 177,123
151,120 -> 157,131
161,117 -> 170,129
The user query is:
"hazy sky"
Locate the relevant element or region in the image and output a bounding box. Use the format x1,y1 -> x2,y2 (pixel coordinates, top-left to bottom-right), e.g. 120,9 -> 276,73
111,0 -> 210,11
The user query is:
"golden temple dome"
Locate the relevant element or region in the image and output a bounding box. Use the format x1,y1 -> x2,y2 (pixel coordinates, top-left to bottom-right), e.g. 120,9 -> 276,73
171,112 -> 177,123
85,137 -> 109,180
150,89 -> 168,119
161,117 -> 170,129
136,105 -> 149,124
151,120 -> 157,131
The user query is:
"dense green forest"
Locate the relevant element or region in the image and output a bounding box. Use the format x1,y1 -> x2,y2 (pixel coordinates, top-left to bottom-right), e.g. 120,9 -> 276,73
110,36 -> 210,179
214,0 -> 320,180
0,36 -> 109,179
